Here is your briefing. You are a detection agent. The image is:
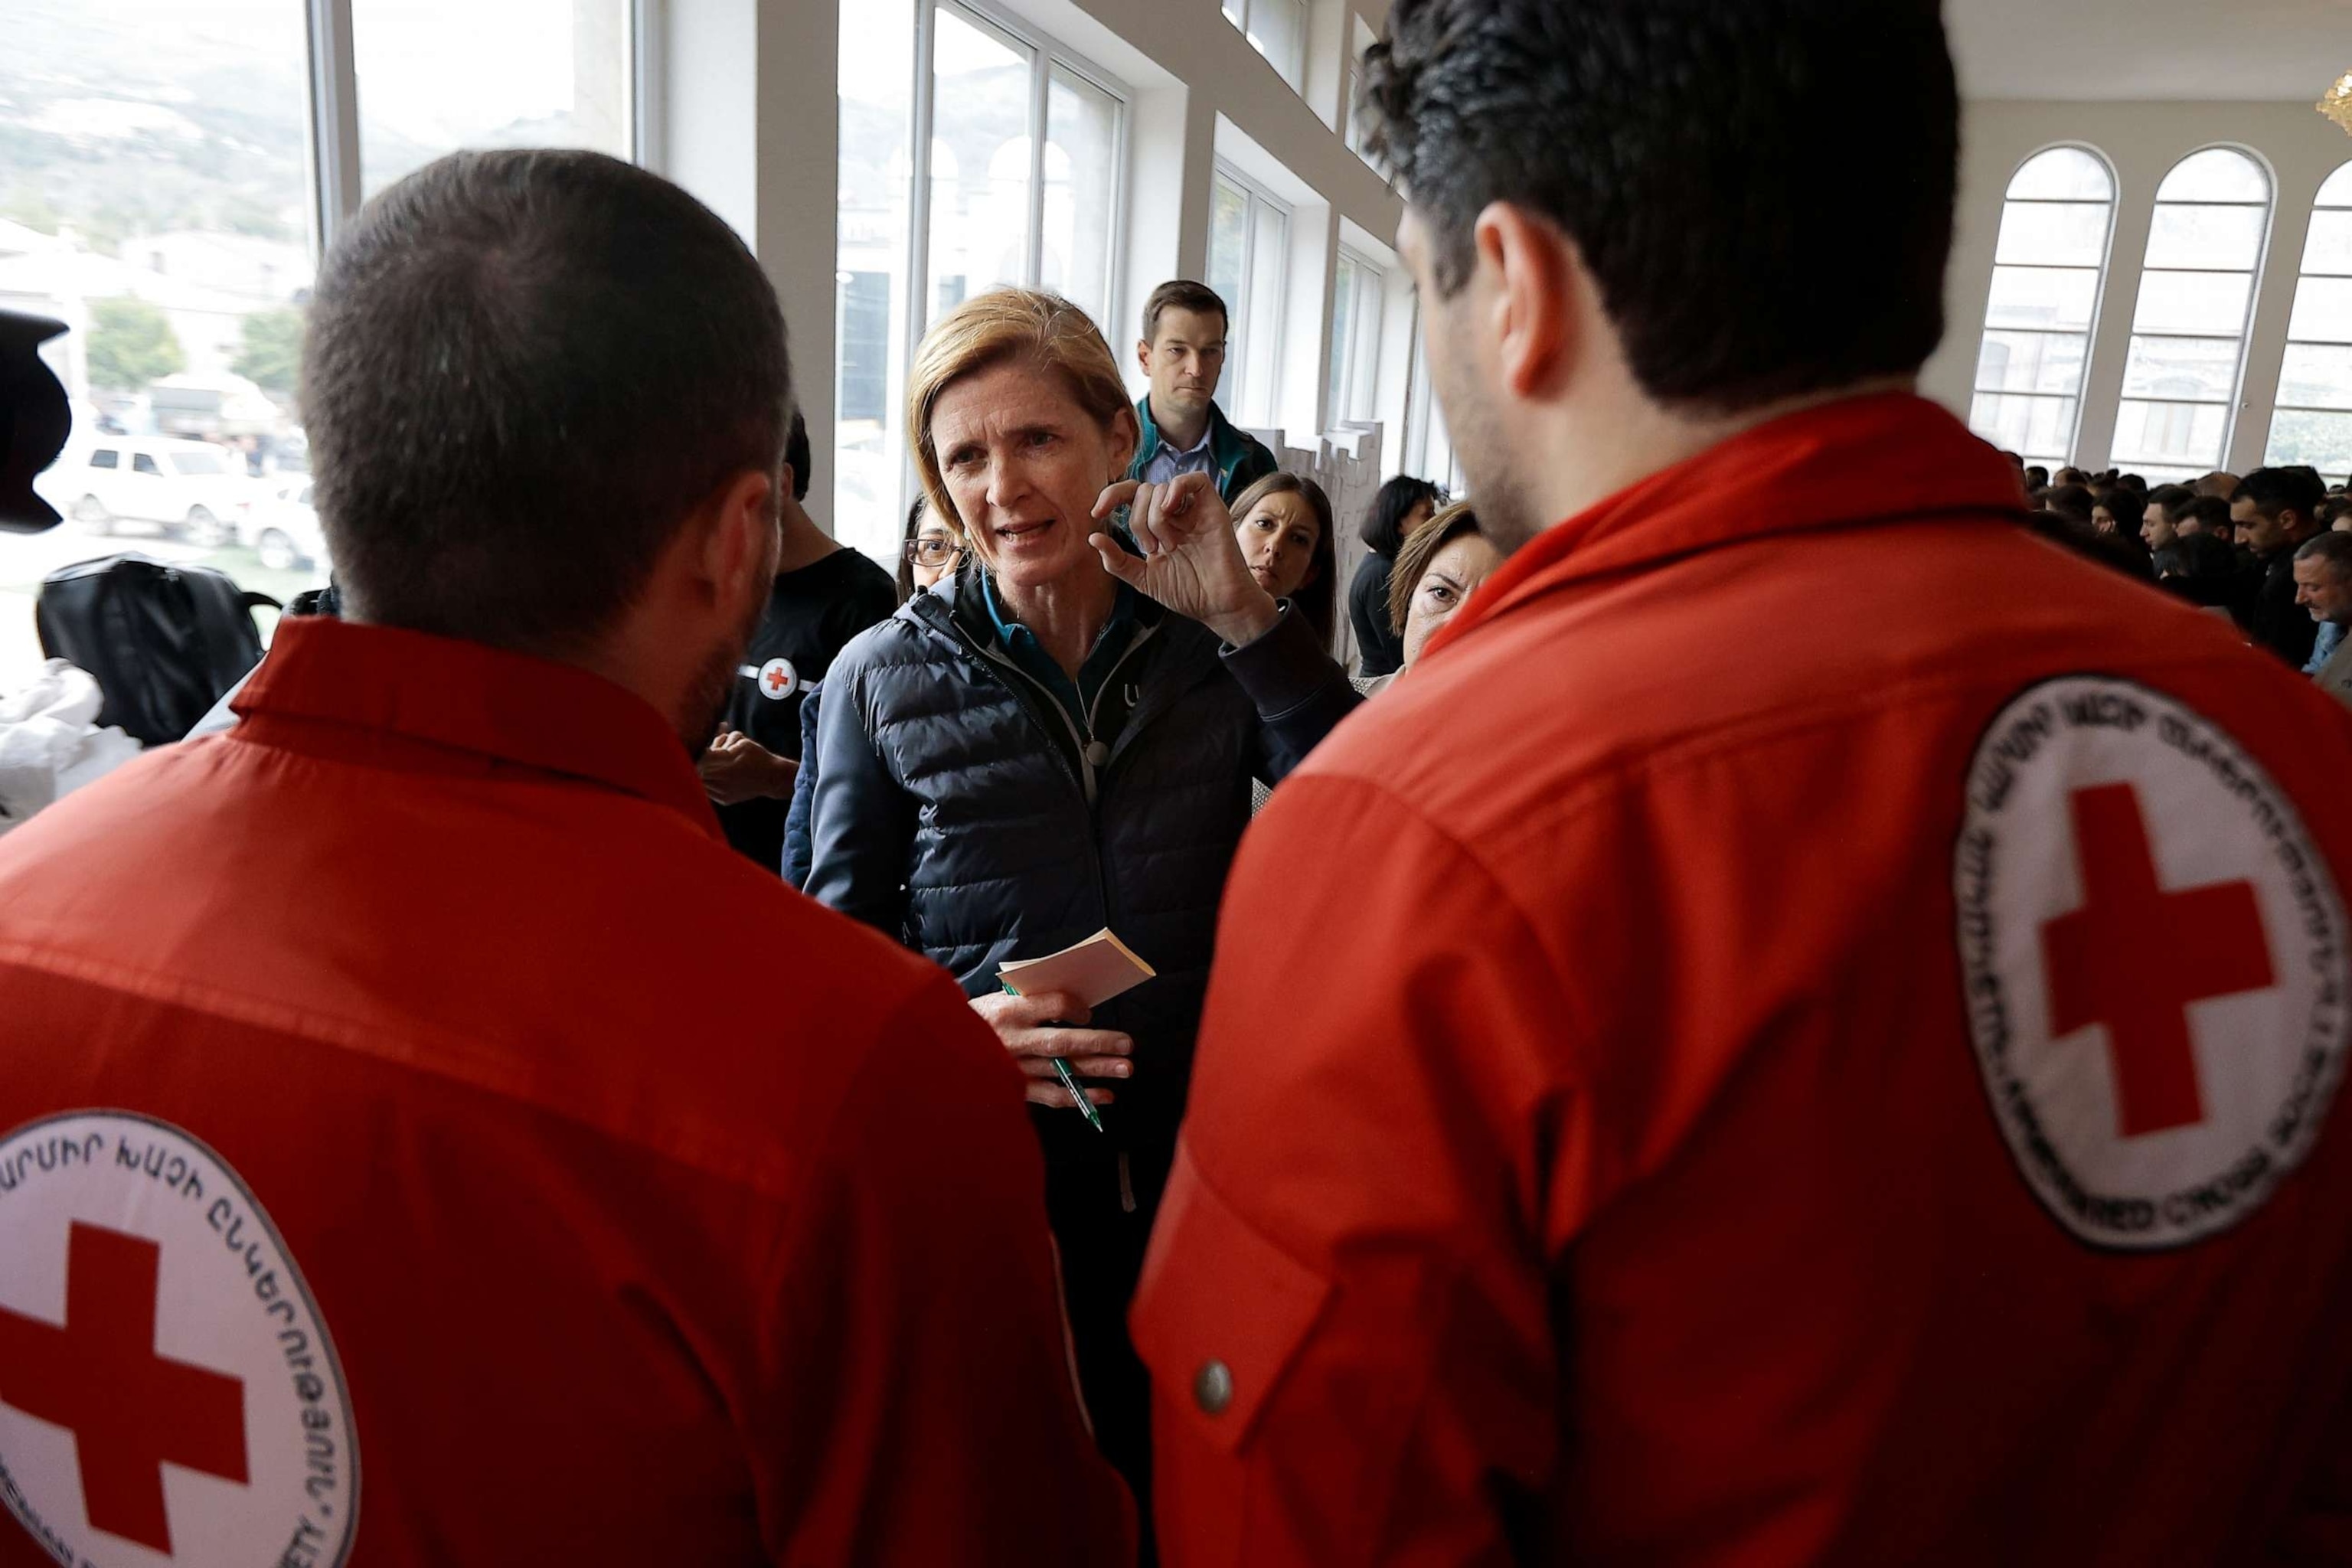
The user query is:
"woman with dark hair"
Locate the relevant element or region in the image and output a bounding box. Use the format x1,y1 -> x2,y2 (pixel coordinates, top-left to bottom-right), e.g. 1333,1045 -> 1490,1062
895,494 -> 965,600
1348,474 -> 1444,676
1228,471 -> 1338,647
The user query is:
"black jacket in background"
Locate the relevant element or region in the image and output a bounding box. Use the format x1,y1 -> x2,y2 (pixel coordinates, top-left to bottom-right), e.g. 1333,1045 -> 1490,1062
2240,547 -> 2319,669
1348,551 -> 1406,676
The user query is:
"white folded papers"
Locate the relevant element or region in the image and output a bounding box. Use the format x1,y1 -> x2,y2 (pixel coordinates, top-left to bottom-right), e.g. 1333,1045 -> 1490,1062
997,929 -> 1157,1008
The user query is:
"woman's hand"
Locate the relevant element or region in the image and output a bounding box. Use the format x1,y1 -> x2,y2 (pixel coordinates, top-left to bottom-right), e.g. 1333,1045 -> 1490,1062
1090,474 -> 1280,647
699,730 -> 798,805
970,989 -> 1135,1109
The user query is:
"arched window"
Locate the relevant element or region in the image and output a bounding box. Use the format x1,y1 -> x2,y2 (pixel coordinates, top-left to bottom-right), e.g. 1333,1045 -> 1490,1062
1969,147 -> 2116,471
2264,161 -> 2352,484
2112,147 -> 2274,483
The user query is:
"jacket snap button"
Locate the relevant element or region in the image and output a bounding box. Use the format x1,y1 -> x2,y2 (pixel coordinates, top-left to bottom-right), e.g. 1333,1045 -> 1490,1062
1194,1359 -> 1234,1416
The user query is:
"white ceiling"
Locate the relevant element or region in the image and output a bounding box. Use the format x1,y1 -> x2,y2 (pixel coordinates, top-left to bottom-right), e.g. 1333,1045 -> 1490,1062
1945,0 -> 2352,101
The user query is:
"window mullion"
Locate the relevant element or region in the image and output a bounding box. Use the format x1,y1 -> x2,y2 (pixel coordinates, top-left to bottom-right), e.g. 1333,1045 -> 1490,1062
1024,52 -> 1049,289
305,0 -> 363,253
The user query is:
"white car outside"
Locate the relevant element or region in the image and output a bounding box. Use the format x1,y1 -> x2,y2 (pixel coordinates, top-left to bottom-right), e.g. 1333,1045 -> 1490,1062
246,482 -> 331,574
62,437 -> 255,544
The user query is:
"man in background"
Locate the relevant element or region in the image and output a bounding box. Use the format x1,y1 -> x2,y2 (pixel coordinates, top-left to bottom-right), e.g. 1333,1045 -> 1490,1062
2172,490 -> 2236,546
2233,465 -> 2328,667
0,150 -> 1129,1566
2295,529 -> 2352,684
701,411 -> 897,874
1128,279 -> 1278,502
1138,2 -> 2352,1562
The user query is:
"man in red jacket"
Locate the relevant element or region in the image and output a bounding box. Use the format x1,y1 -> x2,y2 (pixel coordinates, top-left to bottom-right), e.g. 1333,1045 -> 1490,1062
1135,3 -> 2352,1563
0,151 -> 1129,1566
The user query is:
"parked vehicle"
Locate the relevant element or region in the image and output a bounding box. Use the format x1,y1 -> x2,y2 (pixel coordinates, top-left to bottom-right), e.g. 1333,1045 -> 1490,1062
64,438 -> 254,545
246,482 -> 331,574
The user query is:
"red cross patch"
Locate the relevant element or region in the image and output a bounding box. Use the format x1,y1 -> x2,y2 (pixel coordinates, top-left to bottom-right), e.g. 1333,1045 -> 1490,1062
755,658 -> 799,701
1955,677 -> 2350,1250
0,1112 -> 359,1566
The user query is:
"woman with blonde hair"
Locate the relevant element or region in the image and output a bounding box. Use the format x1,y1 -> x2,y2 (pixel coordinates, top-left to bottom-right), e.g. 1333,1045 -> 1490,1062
806,289 -> 1356,1511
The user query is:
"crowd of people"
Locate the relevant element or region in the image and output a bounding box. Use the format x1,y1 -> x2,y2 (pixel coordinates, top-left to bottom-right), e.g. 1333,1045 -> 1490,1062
2011,458 -> 2352,691
7,2 -> 2352,1566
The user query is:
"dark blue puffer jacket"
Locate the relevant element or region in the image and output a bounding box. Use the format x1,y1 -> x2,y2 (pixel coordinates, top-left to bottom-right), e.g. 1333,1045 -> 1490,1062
805,566 -> 1357,1165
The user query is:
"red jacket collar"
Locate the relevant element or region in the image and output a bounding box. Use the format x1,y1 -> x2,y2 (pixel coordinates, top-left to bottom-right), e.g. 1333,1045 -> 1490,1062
234,616 -> 722,837
1423,392 -> 2024,662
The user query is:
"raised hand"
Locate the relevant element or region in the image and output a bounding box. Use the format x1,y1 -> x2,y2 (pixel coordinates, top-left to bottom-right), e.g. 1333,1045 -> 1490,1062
1089,473 -> 1280,648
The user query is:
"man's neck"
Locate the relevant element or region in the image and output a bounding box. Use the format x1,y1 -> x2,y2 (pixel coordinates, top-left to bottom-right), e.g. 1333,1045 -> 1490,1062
1503,374 -> 1917,555
772,500 -> 840,575
1151,392 -> 1211,455
998,567 -> 1119,680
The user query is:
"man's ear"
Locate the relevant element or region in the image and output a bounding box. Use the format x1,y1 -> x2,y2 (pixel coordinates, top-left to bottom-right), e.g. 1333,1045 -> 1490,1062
701,468 -> 778,604
1473,201 -> 1580,401
1136,338 -> 1154,375
1107,406 -> 1140,477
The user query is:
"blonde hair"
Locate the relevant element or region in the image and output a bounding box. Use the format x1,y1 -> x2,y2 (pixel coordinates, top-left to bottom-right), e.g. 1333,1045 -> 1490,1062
906,288 -> 1137,527
1389,500 -> 1482,635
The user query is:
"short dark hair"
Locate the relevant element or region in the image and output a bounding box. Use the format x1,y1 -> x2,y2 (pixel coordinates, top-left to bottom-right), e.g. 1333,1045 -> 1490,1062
1359,472 -> 1447,556
786,410 -> 812,503
2233,466 -> 2327,523
2296,530 -> 2352,574
2026,511 -> 2152,582
1142,280 -> 1229,345
2043,483 -> 2096,524
2024,465 -> 2050,485
1362,0 -> 1958,413
2093,486 -> 2145,527
2147,482 -> 2194,520
2179,494 -> 2233,535
2116,472 -> 2148,494
305,149 -> 790,653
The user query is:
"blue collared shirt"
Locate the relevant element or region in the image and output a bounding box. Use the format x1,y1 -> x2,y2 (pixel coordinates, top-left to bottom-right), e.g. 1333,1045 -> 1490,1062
2308,619 -> 2344,676
1141,420 -> 1218,487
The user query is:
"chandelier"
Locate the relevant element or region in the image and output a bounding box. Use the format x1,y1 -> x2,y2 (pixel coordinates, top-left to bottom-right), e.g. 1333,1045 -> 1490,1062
2323,70 -> 2352,136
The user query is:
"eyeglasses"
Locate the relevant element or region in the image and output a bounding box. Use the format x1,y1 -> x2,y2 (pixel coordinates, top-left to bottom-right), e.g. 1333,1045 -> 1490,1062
904,537 -> 963,566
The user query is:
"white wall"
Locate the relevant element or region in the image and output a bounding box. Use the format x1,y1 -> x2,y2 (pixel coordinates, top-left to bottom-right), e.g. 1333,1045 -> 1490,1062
1923,100 -> 2352,474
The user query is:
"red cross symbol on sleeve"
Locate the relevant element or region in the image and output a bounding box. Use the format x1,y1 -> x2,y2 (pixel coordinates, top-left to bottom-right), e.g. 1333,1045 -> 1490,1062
766,667 -> 790,694
0,1221 -> 249,1553
2040,782 -> 2278,1138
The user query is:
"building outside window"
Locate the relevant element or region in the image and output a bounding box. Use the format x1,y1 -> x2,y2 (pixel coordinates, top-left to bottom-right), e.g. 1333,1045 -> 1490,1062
833,0 -> 1126,563
2112,146 -> 2275,484
1204,162 -> 1289,431
2264,162 -> 2352,482
1966,145 -> 2116,473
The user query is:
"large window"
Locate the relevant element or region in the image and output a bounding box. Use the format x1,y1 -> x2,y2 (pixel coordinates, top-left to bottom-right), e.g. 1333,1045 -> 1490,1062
1403,315 -> 1465,497
0,0 -> 638,701
832,0 -> 1126,561
1328,250 -> 1384,426
1220,0 -> 1307,92
1968,146 -> 2116,472
2112,147 -> 2274,484
2265,162 -> 2352,482
1205,163 -> 1289,430
352,0 -> 634,201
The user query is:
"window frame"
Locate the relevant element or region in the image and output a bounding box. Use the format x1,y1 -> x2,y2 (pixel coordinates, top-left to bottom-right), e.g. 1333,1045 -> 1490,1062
305,0 -> 642,252
1207,159 -> 1292,430
836,0 -> 1132,560
1328,247 -> 1384,426
2110,143 -> 2277,482
1220,0 -> 1308,93
2262,160 -> 2352,479
1966,143 -> 2118,472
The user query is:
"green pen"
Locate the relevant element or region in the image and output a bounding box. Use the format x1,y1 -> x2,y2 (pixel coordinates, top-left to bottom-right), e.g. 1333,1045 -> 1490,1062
1003,981 -> 1108,1134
